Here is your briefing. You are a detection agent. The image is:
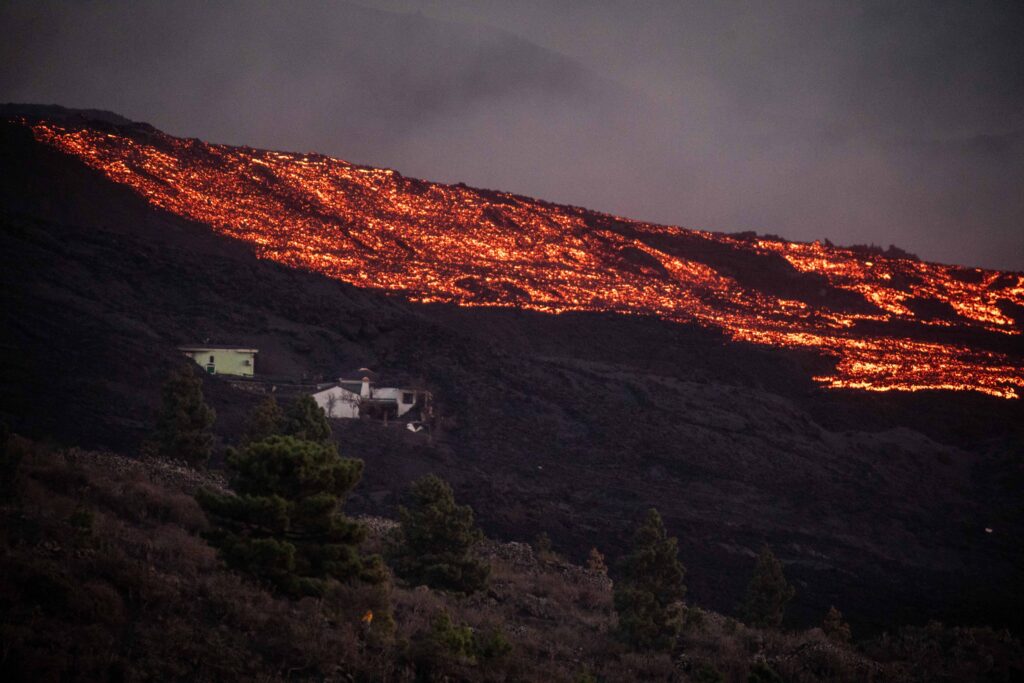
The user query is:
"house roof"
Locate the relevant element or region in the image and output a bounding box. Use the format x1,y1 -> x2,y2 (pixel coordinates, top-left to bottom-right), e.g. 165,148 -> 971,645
179,345 -> 258,353
339,381 -> 365,394
313,384 -> 360,397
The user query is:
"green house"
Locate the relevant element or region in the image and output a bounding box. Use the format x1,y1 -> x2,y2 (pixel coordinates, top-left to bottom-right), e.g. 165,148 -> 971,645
179,345 -> 258,377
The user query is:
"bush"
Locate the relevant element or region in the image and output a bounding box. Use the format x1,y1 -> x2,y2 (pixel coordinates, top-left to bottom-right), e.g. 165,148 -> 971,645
533,531 -> 553,557
822,605 -> 852,643
387,474 -> 489,594
748,661 -> 783,683
694,661 -> 726,682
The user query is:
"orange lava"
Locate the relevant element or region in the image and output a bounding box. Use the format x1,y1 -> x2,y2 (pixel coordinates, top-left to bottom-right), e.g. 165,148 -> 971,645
26,120 -> 1024,398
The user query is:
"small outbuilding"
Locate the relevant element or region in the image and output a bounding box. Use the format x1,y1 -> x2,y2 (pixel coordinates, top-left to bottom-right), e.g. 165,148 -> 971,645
180,345 -> 258,377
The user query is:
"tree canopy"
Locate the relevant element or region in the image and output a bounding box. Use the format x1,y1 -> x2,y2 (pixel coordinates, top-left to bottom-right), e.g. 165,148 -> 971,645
283,394 -> 332,443
197,435 -> 383,596
155,364 -> 215,466
613,508 -> 687,652
742,545 -> 795,628
245,395 -> 284,444
387,474 -> 489,594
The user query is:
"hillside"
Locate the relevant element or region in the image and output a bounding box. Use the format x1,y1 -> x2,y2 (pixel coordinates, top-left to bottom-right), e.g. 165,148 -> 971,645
13,109 -> 1024,399
1,110 -> 1023,638
7,441 -> 1021,681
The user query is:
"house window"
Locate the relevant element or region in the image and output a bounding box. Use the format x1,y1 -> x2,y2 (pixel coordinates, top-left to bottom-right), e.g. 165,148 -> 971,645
402,392 -> 415,404
243,359 -> 252,366
209,355 -> 215,363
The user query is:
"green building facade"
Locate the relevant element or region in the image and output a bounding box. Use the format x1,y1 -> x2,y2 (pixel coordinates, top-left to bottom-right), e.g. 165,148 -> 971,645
179,346 -> 258,377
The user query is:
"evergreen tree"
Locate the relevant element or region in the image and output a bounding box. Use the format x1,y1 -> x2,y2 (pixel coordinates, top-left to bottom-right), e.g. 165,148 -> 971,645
613,508 -> 687,652
156,364 -> 215,466
196,435 -> 383,596
742,545 -> 795,628
822,605 -> 852,643
245,395 -> 284,444
283,395 -> 331,443
387,474 -> 489,593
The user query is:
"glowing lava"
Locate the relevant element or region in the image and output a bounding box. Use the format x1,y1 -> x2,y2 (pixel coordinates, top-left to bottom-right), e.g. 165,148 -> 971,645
23,118 -> 1024,398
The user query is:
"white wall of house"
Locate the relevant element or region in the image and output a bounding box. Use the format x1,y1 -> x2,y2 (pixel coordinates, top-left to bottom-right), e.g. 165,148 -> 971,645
313,385 -> 361,419
372,387 -> 419,416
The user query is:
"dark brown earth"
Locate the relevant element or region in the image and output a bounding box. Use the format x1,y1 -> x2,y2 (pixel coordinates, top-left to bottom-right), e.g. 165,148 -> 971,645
2,117 -> 1023,637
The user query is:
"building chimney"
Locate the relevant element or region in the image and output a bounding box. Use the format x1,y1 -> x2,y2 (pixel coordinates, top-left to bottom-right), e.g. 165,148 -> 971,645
361,374 -> 371,398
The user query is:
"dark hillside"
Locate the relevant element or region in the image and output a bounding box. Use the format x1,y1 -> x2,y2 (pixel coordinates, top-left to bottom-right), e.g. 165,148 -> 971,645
1,119 -> 1022,636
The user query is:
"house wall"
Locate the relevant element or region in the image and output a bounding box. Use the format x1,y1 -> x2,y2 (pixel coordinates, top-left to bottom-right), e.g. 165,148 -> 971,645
372,387 -> 418,416
183,349 -> 256,377
313,386 -> 361,419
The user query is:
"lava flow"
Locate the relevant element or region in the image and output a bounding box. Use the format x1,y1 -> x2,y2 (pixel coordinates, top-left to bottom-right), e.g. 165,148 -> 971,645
24,118 -> 1024,398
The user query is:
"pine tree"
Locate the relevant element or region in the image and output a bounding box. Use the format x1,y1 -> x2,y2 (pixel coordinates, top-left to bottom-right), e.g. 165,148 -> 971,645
387,474 -> 489,593
613,508 -> 687,652
156,364 -> 215,466
742,545 -> 795,628
196,435 -> 383,596
822,605 -> 852,643
245,395 -> 284,444
283,395 -> 331,443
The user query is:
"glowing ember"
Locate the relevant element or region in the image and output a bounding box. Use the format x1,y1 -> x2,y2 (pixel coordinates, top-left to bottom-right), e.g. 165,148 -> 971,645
24,119 -> 1024,398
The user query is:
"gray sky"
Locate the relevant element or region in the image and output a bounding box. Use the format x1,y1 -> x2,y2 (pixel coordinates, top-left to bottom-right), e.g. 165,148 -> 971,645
2,0 -> 1022,270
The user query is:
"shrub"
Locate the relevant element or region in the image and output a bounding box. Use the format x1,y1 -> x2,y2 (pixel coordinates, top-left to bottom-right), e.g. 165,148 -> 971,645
68,505 -> 95,534
533,531 -> 553,557
155,365 -> 215,467
196,436 -> 382,596
822,605 -> 852,643
474,624 -> 512,662
586,547 -> 608,575
741,545 -> 794,629
387,474 -> 489,594
748,661 -> 783,683
694,661 -> 726,682
614,508 -> 686,652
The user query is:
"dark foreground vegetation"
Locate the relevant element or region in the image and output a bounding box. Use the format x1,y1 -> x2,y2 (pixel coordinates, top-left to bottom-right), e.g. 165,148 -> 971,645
2,425 -> 1022,682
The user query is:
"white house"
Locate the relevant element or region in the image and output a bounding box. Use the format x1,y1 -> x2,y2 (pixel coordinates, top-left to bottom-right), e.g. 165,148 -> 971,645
311,384 -> 362,418
312,368 -> 429,421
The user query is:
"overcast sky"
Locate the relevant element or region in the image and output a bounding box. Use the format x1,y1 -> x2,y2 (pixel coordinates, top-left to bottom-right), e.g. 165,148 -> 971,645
2,0 -> 1022,270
